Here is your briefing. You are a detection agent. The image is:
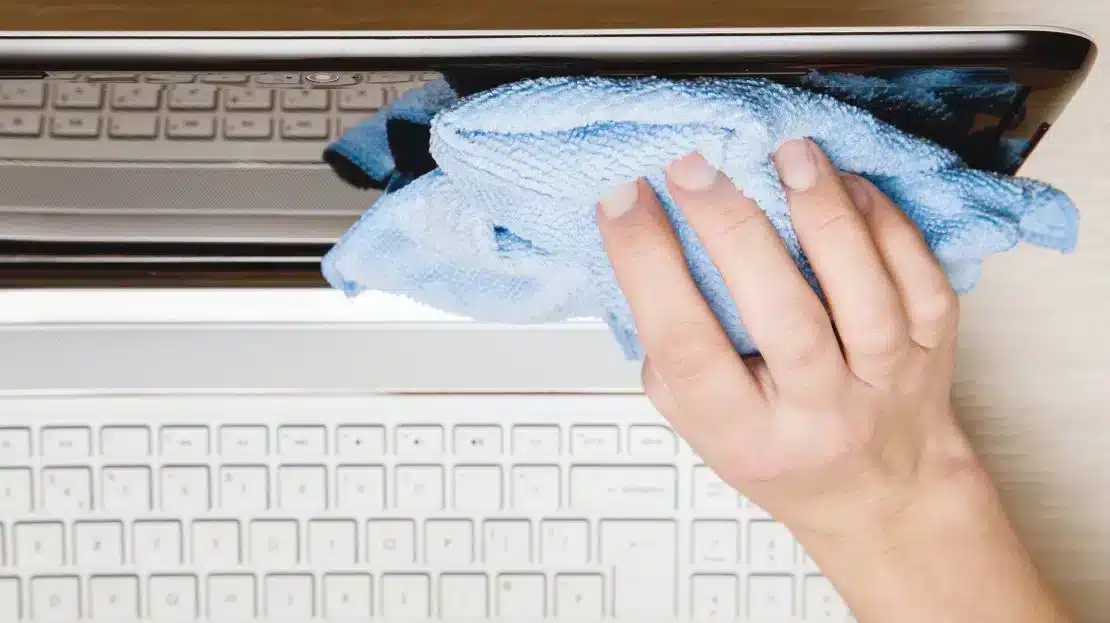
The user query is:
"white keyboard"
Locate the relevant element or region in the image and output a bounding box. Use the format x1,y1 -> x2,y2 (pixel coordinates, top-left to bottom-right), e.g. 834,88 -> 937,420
0,393 -> 852,622
0,71 -> 435,163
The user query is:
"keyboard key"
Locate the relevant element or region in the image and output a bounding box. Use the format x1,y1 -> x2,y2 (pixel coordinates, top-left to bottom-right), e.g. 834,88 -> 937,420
166,114 -> 216,139
512,425 -> 560,456
602,520 -> 677,617
279,114 -> 326,138
454,425 -> 502,456
0,468 -> 32,513
75,521 -> 124,566
53,82 -> 103,108
208,574 -> 255,618
395,465 -> 444,510
629,425 -> 677,456
202,73 -> 249,84
0,111 -> 42,136
381,574 -> 429,618
192,520 -> 241,566
278,425 -> 326,455
87,72 -> 138,82
541,519 -> 589,565
440,574 -> 488,618
308,519 -> 357,565
111,83 -> 162,109
41,467 -> 92,512
484,520 -> 531,565
453,465 -> 502,510
691,574 -> 738,620
42,426 -> 92,458
336,465 -> 385,511
266,575 -> 314,617
251,520 -> 299,566
693,465 -> 739,509
324,574 -> 372,618
570,465 -> 677,511
219,425 -> 268,456
555,574 -> 604,618
748,575 -> 795,619
425,519 -> 473,565
805,576 -> 850,622
367,72 -> 412,83
133,521 -> 182,566
220,465 -> 269,510
100,426 -> 150,457
101,466 -> 151,512
0,428 -> 30,459
396,425 -> 444,455
108,113 -> 158,138
0,80 -> 46,107
51,112 -> 101,138
0,578 -> 17,622
161,465 -> 211,512
336,425 -> 386,456
168,84 -> 218,109
367,520 -> 416,565
160,426 -> 209,457
281,88 -> 329,111
571,425 -> 619,454
257,73 -> 302,86
145,73 -> 195,83
338,85 -> 388,110
223,113 -> 272,139
278,465 -> 327,510
15,522 -> 64,567
31,575 -> 80,620
90,575 -> 138,618
693,520 -> 740,565
148,575 -> 197,620
223,86 -> 274,110
748,520 -> 797,572
497,574 -> 545,617
511,465 -> 560,511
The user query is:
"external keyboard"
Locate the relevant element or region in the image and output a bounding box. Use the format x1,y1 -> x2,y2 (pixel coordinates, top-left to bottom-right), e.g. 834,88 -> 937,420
0,394 -> 853,621
0,71 -> 435,163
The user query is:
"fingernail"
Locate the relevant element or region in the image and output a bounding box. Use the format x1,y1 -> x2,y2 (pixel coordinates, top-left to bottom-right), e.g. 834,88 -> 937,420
599,180 -> 640,220
775,138 -> 818,191
843,175 -> 872,212
667,153 -> 719,192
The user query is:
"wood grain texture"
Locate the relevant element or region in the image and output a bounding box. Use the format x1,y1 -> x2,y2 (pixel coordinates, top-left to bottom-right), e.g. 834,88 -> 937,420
1,0 -> 1108,619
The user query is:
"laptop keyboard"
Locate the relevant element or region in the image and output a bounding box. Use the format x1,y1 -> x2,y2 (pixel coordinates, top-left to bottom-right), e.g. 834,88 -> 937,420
0,72 -> 434,163
0,394 -> 853,621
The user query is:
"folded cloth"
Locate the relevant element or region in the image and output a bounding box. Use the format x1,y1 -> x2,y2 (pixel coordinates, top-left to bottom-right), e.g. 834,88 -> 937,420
321,75 -> 1079,359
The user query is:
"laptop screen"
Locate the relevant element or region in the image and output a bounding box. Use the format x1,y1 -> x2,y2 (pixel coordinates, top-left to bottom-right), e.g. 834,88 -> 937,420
0,31 -> 1094,288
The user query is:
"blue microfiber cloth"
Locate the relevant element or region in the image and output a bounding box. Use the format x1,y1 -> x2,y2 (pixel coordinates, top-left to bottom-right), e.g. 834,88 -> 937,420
320,73 -> 1078,360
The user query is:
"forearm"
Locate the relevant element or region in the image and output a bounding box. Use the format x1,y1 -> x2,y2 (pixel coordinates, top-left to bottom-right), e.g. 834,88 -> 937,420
798,468 -> 1071,623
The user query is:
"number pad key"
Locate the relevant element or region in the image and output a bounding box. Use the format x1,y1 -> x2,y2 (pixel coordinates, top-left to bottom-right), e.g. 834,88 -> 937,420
110,83 -> 162,110
168,84 -> 218,110
54,83 -> 103,109
166,114 -> 216,139
51,112 -> 101,138
224,86 -> 274,110
223,114 -> 272,139
281,88 -> 329,111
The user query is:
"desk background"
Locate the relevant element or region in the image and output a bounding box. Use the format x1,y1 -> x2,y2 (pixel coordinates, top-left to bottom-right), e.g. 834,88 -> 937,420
1,0 -> 1108,619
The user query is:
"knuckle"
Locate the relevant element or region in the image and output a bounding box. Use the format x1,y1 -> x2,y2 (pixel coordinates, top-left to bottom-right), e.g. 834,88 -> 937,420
704,202 -> 766,247
769,309 -> 835,369
913,283 -> 960,328
648,321 -> 735,384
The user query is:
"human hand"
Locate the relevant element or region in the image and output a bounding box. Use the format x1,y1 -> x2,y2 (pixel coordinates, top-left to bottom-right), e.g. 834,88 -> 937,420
596,138 -> 986,543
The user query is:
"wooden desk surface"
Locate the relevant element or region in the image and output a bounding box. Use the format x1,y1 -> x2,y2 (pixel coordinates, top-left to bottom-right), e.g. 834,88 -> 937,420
2,0 -> 1108,619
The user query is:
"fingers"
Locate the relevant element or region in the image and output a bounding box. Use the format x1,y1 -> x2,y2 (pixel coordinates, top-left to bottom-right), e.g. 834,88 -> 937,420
841,175 -> 960,350
774,139 -> 912,378
596,179 -> 765,447
665,154 -> 848,399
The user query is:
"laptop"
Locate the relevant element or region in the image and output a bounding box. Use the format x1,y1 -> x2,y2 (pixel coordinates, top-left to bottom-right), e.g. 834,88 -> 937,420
0,28 -> 1095,622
